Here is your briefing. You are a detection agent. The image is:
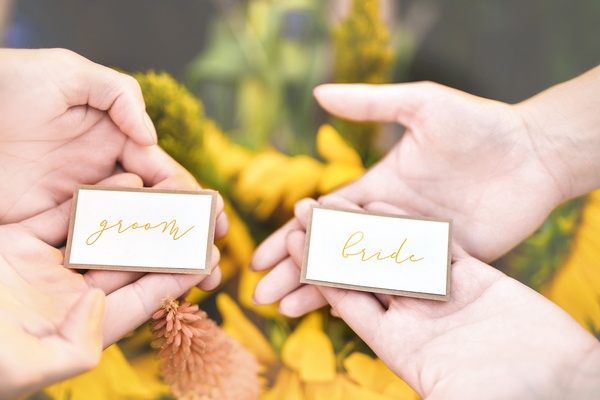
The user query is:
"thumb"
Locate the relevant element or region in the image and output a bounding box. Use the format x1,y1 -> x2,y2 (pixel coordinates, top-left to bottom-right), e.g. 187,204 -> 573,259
286,228 -> 386,345
69,52 -> 157,146
313,82 -> 439,126
57,288 -> 105,374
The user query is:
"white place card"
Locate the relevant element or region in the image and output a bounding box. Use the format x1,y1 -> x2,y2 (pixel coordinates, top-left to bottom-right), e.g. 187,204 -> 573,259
65,185 -> 217,274
301,205 -> 452,301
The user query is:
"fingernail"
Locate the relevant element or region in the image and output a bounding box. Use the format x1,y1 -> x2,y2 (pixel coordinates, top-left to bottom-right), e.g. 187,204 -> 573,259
143,111 -> 158,144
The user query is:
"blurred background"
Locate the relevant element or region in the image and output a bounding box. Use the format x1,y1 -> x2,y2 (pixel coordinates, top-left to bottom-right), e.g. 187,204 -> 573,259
2,1 -> 600,399
4,0 -> 600,102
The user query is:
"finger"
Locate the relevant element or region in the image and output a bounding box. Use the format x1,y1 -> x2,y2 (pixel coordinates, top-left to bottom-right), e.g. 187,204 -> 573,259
19,173 -> 144,247
150,173 -> 228,239
147,167 -> 199,191
119,140 -> 195,188
313,82 -> 440,126
289,204 -> 389,340
270,229 -> 328,317
84,270 -> 146,295
330,168 -> 393,208
214,194 -> 229,240
7,288 -> 106,398
100,242 -> 220,346
293,194 -> 363,231
253,257 -> 302,305
102,272 -> 205,346
278,285 -> 329,318
215,210 -> 229,240
251,218 -> 302,271
318,285 -> 386,345
65,50 -> 157,146
292,198 -> 318,230
286,229 -> 306,267
363,200 -> 411,216
318,193 -> 364,211
58,288 -> 105,362
120,145 -> 230,241
85,244 -> 219,296
197,265 -> 222,291
54,288 -> 105,376
120,146 -> 229,240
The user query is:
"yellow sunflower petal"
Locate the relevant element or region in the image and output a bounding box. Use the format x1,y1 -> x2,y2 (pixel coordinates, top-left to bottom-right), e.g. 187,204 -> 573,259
234,150 -> 291,218
304,375 -> 344,400
318,162 -> 365,194
42,345 -> 157,400
260,369 -> 305,400
339,374 -> 397,400
316,124 -> 363,167
203,122 -> 254,181
217,293 -> 278,365
544,189 -> 600,332
127,351 -> 171,396
282,312 -> 336,382
344,353 -> 419,399
282,155 -> 324,210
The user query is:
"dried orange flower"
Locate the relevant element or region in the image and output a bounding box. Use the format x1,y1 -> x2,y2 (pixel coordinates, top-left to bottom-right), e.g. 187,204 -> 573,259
151,296 -> 261,400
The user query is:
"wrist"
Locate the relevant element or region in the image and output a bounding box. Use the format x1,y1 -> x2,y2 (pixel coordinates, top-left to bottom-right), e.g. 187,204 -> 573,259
514,67 -> 600,201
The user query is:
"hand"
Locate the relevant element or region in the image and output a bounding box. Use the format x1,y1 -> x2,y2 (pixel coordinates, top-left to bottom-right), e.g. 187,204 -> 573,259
312,82 -> 571,262
251,79 -> 585,315
253,71 -> 600,308
262,200 -> 600,399
0,174 -> 222,400
0,48 -> 229,236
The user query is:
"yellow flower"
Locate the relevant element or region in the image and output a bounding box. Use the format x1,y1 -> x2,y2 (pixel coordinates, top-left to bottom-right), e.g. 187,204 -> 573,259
331,0 -> 394,160
215,293 -> 419,399
202,121 -> 255,185
261,369 -> 304,400
41,345 -> 159,400
317,124 -> 363,167
344,353 -> 420,399
229,123 -> 365,219
316,124 -> 365,193
544,189 -> 600,333
281,312 -> 336,382
333,0 -> 393,85
217,293 -> 278,366
234,150 -> 297,219
279,155 -> 324,211
234,150 -> 324,222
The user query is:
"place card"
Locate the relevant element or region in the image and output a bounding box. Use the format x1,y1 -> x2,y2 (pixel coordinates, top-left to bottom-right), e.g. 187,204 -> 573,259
300,205 -> 452,301
65,185 -> 217,274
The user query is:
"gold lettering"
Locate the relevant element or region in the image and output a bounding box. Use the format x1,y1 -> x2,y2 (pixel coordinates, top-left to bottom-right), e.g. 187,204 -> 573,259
86,218 -> 195,246
341,231 -> 424,265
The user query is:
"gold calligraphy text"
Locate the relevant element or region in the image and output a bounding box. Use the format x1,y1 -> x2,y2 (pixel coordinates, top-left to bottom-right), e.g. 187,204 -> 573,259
341,231 -> 424,264
86,219 -> 195,245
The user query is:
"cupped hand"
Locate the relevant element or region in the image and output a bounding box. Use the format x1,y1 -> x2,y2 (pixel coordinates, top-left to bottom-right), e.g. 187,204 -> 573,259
258,199 -> 600,399
252,81 -> 568,315
313,82 -> 566,262
0,48 -> 229,237
0,174 -> 223,399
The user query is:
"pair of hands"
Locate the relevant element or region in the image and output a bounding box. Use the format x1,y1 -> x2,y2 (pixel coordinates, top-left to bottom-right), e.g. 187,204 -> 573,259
0,48 -> 227,399
253,80 -> 600,397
